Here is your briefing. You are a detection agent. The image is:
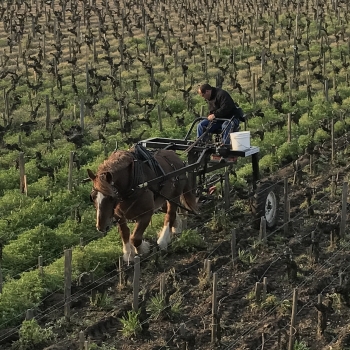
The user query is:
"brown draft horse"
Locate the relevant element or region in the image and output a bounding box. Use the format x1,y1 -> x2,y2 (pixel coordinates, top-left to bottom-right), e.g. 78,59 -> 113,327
87,146 -> 198,262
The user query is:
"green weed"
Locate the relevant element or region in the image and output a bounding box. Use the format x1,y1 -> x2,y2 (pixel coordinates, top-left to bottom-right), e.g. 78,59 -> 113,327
278,299 -> 293,316
119,310 -> 142,338
146,293 -> 166,320
90,291 -> 113,310
206,208 -> 231,232
294,340 -> 310,350
17,319 -> 54,349
172,229 -> 206,252
238,248 -> 257,265
261,294 -> 278,310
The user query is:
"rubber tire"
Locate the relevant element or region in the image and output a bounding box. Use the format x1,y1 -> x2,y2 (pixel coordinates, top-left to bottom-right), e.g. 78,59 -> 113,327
251,181 -> 279,229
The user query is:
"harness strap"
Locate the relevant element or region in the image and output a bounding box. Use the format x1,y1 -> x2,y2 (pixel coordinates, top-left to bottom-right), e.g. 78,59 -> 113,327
134,143 -> 166,178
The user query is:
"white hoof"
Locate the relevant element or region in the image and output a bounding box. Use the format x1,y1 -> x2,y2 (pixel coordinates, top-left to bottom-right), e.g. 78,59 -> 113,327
123,242 -> 136,264
157,224 -> 171,250
136,240 -> 150,256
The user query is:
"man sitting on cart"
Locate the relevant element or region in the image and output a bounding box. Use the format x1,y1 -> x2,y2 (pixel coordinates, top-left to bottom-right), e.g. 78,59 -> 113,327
197,83 -> 241,145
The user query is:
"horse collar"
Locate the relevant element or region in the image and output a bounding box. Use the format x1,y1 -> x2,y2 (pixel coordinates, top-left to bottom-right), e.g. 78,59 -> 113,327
112,179 -> 137,201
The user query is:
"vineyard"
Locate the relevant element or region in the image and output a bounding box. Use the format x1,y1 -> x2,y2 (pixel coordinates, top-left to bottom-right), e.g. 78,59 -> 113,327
0,0 -> 350,348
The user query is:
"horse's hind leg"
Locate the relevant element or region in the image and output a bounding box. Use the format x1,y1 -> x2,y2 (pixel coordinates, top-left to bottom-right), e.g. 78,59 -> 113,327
173,207 -> 186,234
131,213 -> 152,257
118,218 -> 136,263
157,201 -> 178,250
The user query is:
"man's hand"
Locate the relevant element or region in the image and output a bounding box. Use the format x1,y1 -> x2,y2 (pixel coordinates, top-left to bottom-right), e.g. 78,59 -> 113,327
207,114 -> 215,121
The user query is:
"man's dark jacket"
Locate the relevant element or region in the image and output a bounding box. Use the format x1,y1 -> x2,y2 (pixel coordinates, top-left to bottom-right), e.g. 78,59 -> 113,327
207,87 -> 238,120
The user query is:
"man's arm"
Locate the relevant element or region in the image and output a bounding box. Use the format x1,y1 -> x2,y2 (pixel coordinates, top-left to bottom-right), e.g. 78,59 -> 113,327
213,91 -> 237,118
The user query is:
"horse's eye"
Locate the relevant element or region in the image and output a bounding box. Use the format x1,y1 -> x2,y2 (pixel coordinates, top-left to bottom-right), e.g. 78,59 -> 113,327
90,191 -> 97,202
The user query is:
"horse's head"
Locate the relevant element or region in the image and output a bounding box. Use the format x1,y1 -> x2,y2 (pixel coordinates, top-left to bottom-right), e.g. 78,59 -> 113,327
87,168 -> 119,233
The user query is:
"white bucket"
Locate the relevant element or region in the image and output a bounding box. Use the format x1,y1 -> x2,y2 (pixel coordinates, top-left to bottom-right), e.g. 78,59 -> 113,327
230,131 -> 251,151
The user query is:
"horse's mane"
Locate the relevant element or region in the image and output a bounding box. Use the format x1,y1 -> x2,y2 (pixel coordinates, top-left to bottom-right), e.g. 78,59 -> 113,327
94,150 -> 134,196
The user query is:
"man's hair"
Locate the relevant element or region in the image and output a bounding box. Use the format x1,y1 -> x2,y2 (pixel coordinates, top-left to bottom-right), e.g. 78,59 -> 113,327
199,83 -> 212,93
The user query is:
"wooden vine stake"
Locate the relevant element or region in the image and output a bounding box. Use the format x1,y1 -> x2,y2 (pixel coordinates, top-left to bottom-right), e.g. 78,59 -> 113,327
157,105 -> 163,132
324,79 -> 329,102
25,308 -> 34,320
231,229 -> 236,269
45,95 -> 50,130
284,178 -> 290,235
64,249 -> 72,322
224,170 -> 230,210
19,152 -> 27,195
211,272 -> 218,344
259,217 -> 266,244
79,330 -> 85,350
80,100 -> 85,132
203,44 -> 208,77
38,255 -> 43,276
331,114 -> 334,164
0,244 -> 2,293
316,294 -> 329,336
133,256 -> 141,312
85,63 -> 89,92
284,198 -> 291,234
68,151 -> 74,191
204,259 -> 211,281
252,72 -> 256,105
288,288 -> 298,350
339,181 -> 348,239
118,256 -> 124,288
177,208 -> 187,231
287,113 -> 292,143
261,49 -> 265,74
330,175 -> 336,200
160,274 -> 166,299
262,277 -> 267,301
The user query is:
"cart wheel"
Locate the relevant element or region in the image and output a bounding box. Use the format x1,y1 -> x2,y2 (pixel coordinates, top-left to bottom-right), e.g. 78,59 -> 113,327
251,181 -> 279,229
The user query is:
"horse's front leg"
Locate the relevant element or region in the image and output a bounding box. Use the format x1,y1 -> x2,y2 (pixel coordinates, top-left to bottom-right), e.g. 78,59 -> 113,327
131,213 -> 152,257
117,218 -> 135,263
157,201 -> 178,250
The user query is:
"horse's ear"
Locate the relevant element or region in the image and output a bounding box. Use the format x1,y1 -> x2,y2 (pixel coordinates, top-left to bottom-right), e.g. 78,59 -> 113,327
87,169 -> 96,181
105,172 -> 113,184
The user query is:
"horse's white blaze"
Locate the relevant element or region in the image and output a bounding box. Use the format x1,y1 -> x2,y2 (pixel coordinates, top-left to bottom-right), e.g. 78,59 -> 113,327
157,224 -> 171,250
96,191 -> 106,218
123,241 -> 135,263
136,240 -> 150,256
95,192 -> 107,229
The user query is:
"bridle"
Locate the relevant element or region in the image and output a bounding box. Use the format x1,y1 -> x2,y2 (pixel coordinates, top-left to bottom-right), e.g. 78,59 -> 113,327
90,180 -> 121,209
90,185 -> 141,220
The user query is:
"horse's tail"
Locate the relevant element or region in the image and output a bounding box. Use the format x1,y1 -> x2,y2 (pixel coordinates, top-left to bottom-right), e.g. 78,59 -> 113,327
181,181 -> 199,214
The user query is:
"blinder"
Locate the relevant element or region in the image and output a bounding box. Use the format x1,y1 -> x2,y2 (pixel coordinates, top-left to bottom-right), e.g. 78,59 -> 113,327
90,185 -> 121,209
